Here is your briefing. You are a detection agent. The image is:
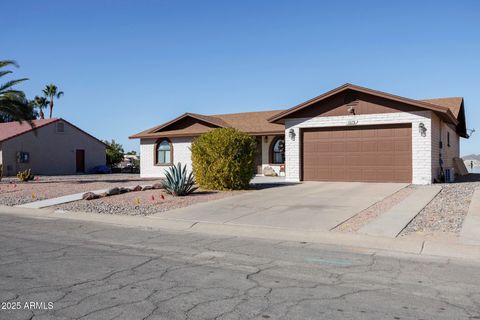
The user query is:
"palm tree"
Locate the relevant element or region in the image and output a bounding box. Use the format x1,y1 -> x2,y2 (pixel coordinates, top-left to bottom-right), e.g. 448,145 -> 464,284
0,60 -> 32,124
33,96 -> 48,119
42,84 -> 64,118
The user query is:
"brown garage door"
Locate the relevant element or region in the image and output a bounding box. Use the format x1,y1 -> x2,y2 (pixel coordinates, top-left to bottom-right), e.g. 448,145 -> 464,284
302,124 -> 412,183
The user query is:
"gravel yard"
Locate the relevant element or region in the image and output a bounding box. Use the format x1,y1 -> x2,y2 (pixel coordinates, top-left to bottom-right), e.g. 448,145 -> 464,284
0,174 -> 160,206
400,175 -> 480,237
56,188 -> 247,215
335,186 -> 417,232
335,174 -> 480,239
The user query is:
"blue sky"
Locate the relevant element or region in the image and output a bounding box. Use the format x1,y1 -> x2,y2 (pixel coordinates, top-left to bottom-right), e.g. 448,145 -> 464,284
4,0 -> 480,155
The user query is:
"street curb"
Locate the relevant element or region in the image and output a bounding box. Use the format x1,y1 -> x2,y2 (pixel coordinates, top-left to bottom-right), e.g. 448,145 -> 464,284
1,205 -> 480,262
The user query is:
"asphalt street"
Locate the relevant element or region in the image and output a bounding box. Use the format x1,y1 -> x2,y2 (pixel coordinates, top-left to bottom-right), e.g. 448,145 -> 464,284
0,211 -> 479,320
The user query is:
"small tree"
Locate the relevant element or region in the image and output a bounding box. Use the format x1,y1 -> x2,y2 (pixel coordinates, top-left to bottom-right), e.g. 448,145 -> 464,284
191,128 -> 256,190
104,139 -> 124,167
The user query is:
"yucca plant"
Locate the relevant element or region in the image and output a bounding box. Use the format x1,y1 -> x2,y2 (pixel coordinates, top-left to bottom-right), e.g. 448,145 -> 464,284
162,162 -> 198,196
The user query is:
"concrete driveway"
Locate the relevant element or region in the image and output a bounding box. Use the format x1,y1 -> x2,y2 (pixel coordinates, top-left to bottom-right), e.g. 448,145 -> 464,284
156,182 -> 407,231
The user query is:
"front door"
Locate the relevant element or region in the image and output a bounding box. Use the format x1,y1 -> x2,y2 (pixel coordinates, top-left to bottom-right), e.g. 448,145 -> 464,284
76,149 -> 85,173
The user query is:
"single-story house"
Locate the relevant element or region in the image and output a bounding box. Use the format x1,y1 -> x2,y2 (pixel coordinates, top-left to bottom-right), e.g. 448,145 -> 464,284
0,118 -> 106,176
130,83 -> 468,184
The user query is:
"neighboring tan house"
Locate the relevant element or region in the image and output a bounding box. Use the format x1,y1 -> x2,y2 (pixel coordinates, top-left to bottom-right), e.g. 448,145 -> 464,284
130,83 -> 468,184
0,118 -> 106,176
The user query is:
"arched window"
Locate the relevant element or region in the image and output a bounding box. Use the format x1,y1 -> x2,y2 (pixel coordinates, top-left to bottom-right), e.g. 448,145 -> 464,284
270,136 -> 285,164
155,139 -> 172,165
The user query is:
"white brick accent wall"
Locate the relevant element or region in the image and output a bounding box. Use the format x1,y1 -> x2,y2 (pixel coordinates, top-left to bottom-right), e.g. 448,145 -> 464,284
431,113 -> 441,181
284,111 -> 433,184
139,137 -> 193,178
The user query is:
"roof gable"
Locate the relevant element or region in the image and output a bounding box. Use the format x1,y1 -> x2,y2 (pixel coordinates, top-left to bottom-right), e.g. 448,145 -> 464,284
0,118 -> 58,142
130,110 -> 285,139
268,84 -> 458,126
0,118 -> 107,146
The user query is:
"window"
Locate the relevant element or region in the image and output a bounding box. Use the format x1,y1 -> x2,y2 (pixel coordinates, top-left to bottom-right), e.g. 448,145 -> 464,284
447,131 -> 450,147
271,136 -> 285,164
155,139 -> 172,165
56,122 -> 65,133
16,152 -> 30,163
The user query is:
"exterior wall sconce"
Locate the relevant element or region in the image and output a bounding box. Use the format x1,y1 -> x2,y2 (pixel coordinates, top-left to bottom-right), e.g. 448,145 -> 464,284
419,123 -> 427,137
289,128 -> 296,140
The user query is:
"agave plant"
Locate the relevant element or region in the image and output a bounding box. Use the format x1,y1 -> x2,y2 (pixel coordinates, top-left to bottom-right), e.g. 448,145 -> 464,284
162,162 -> 198,196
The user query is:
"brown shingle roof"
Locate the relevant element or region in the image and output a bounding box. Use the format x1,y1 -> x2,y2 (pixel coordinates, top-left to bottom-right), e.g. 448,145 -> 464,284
131,85 -> 468,139
212,110 -> 284,135
420,97 -> 463,118
130,110 -> 285,139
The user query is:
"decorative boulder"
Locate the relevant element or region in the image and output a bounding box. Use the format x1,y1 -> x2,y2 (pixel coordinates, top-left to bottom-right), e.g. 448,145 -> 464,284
82,192 -> 99,200
129,185 -> 142,192
263,166 -> 278,176
152,183 -> 164,190
106,187 -> 120,196
118,187 -> 129,194
142,185 -> 153,191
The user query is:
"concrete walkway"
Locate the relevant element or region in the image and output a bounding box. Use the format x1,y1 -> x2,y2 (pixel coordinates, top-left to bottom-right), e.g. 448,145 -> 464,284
156,182 -> 407,231
359,186 -> 442,238
460,188 -> 480,245
15,189 -> 110,209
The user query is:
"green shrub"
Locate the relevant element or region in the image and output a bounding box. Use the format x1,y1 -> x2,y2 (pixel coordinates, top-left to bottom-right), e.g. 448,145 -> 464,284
162,162 -> 198,196
191,128 -> 256,190
17,169 -> 34,182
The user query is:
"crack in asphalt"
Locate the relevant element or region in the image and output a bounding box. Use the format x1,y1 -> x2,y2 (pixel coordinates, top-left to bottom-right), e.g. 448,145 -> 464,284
0,214 -> 480,320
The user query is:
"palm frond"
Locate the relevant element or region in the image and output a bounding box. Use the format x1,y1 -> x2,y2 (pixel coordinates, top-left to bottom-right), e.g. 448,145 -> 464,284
0,70 -> 12,78
0,60 -> 19,69
0,78 -> 28,93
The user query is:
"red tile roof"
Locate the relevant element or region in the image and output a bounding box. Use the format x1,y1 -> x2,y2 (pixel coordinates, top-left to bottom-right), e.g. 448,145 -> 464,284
0,118 -> 107,146
0,118 -> 58,142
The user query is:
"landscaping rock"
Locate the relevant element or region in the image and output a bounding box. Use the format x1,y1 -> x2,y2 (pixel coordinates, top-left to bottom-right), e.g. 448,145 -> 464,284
82,192 -> 100,200
142,185 -> 153,191
263,166 -> 278,177
118,187 -> 129,194
106,187 -> 120,196
129,185 -> 142,192
401,177 -> 480,236
152,183 -> 164,189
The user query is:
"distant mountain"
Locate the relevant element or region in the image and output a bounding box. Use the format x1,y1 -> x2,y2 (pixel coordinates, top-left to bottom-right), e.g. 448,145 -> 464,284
463,154 -> 480,161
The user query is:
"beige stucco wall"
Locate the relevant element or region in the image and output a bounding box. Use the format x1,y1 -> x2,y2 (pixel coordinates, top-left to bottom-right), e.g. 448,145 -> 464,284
1,121 -> 106,176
